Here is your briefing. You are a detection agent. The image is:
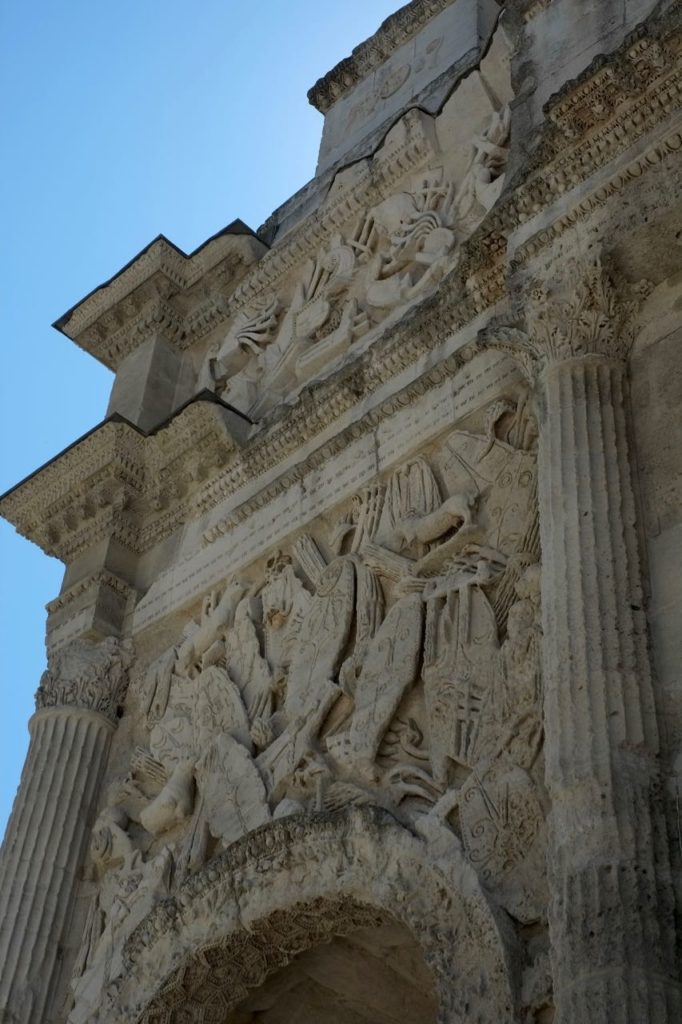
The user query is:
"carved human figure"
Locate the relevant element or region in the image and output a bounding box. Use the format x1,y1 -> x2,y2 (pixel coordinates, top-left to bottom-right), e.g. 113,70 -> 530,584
327,591 -> 424,783
69,807 -> 172,1024
473,562 -> 543,770
360,170 -> 458,310
199,296 -> 280,396
259,551 -> 311,686
378,455 -> 443,556
132,577 -> 274,850
257,556 -> 357,798
453,105 -> 510,234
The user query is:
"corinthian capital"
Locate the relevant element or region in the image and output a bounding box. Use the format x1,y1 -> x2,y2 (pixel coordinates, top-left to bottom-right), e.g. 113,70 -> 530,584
525,258 -> 652,366
479,258 -> 652,382
35,636 -> 134,722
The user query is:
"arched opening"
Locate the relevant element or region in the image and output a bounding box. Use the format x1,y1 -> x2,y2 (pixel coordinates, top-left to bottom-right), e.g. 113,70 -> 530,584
224,911 -> 438,1023
112,810 -> 517,1024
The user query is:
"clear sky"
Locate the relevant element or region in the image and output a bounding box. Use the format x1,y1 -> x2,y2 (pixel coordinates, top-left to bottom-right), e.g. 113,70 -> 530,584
0,0 -> 400,835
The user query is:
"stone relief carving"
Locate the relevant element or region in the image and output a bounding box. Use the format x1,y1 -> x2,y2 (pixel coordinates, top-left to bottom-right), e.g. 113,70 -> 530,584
68,807 -> 173,1024
69,392 -> 547,1019
202,110 -> 510,418
5,8 -> 680,1023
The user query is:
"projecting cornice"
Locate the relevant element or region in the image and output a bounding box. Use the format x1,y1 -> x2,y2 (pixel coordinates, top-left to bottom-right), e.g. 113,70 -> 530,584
0,395 -> 250,562
307,0 -> 456,114
54,221 -> 267,371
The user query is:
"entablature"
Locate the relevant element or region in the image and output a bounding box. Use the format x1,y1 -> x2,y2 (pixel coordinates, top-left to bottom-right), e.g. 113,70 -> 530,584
0,396 -> 249,563
308,0 -> 458,114
54,222 -> 267,371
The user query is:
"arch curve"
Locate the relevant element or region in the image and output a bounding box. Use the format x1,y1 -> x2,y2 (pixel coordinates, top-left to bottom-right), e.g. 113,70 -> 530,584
100,807 -> 519,1024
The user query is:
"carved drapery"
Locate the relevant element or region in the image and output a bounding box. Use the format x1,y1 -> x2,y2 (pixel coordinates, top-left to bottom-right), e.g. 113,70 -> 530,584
0,638 -> 132,1024
505,259 -> 681,1022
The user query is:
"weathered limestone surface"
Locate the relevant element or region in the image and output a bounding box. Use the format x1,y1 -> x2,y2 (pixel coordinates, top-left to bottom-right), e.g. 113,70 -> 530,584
1,1 -> 681,1022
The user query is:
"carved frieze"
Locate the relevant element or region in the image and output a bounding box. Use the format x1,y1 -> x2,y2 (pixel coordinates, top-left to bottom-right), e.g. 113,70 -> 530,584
203,129 -> 510,417
3,4 -> 681,1024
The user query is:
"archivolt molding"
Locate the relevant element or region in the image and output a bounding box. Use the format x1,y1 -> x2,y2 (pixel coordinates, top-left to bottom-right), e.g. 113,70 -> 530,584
99,809 -> 518,1024
68,409 -> 543,1020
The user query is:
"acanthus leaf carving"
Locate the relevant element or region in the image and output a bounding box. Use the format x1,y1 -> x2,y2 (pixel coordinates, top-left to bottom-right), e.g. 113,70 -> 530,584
481,258 -> 654,380
524,257 -> 653,365
35,636 -> 134,722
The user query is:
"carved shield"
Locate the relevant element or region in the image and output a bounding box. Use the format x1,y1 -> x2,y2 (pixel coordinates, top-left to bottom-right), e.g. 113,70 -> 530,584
285,557 -> 355,721
459,761 -> 547,923
444,433 -> 537,559
193,665 -> 252,753
149,673 -> 196,765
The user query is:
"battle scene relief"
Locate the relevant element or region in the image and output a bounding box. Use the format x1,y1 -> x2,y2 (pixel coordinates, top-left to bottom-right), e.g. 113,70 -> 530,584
68,389 -> 550,1023
2,2 -> 681,1023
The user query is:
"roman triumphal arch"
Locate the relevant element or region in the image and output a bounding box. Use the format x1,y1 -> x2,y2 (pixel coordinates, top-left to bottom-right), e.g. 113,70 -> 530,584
1,2 -> 681,1023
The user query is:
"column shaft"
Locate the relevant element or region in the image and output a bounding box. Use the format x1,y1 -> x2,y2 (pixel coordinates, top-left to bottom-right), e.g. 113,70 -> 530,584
538,356 -> 680,1022
0,708 -> 113,1023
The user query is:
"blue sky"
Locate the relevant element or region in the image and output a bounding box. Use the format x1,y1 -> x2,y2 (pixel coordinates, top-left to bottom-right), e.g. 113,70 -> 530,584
0,0 -> 399,834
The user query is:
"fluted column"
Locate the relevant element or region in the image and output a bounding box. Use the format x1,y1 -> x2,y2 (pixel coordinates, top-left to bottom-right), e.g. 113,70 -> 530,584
0,637 -> 131,1024
516,260 -> 680,1022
